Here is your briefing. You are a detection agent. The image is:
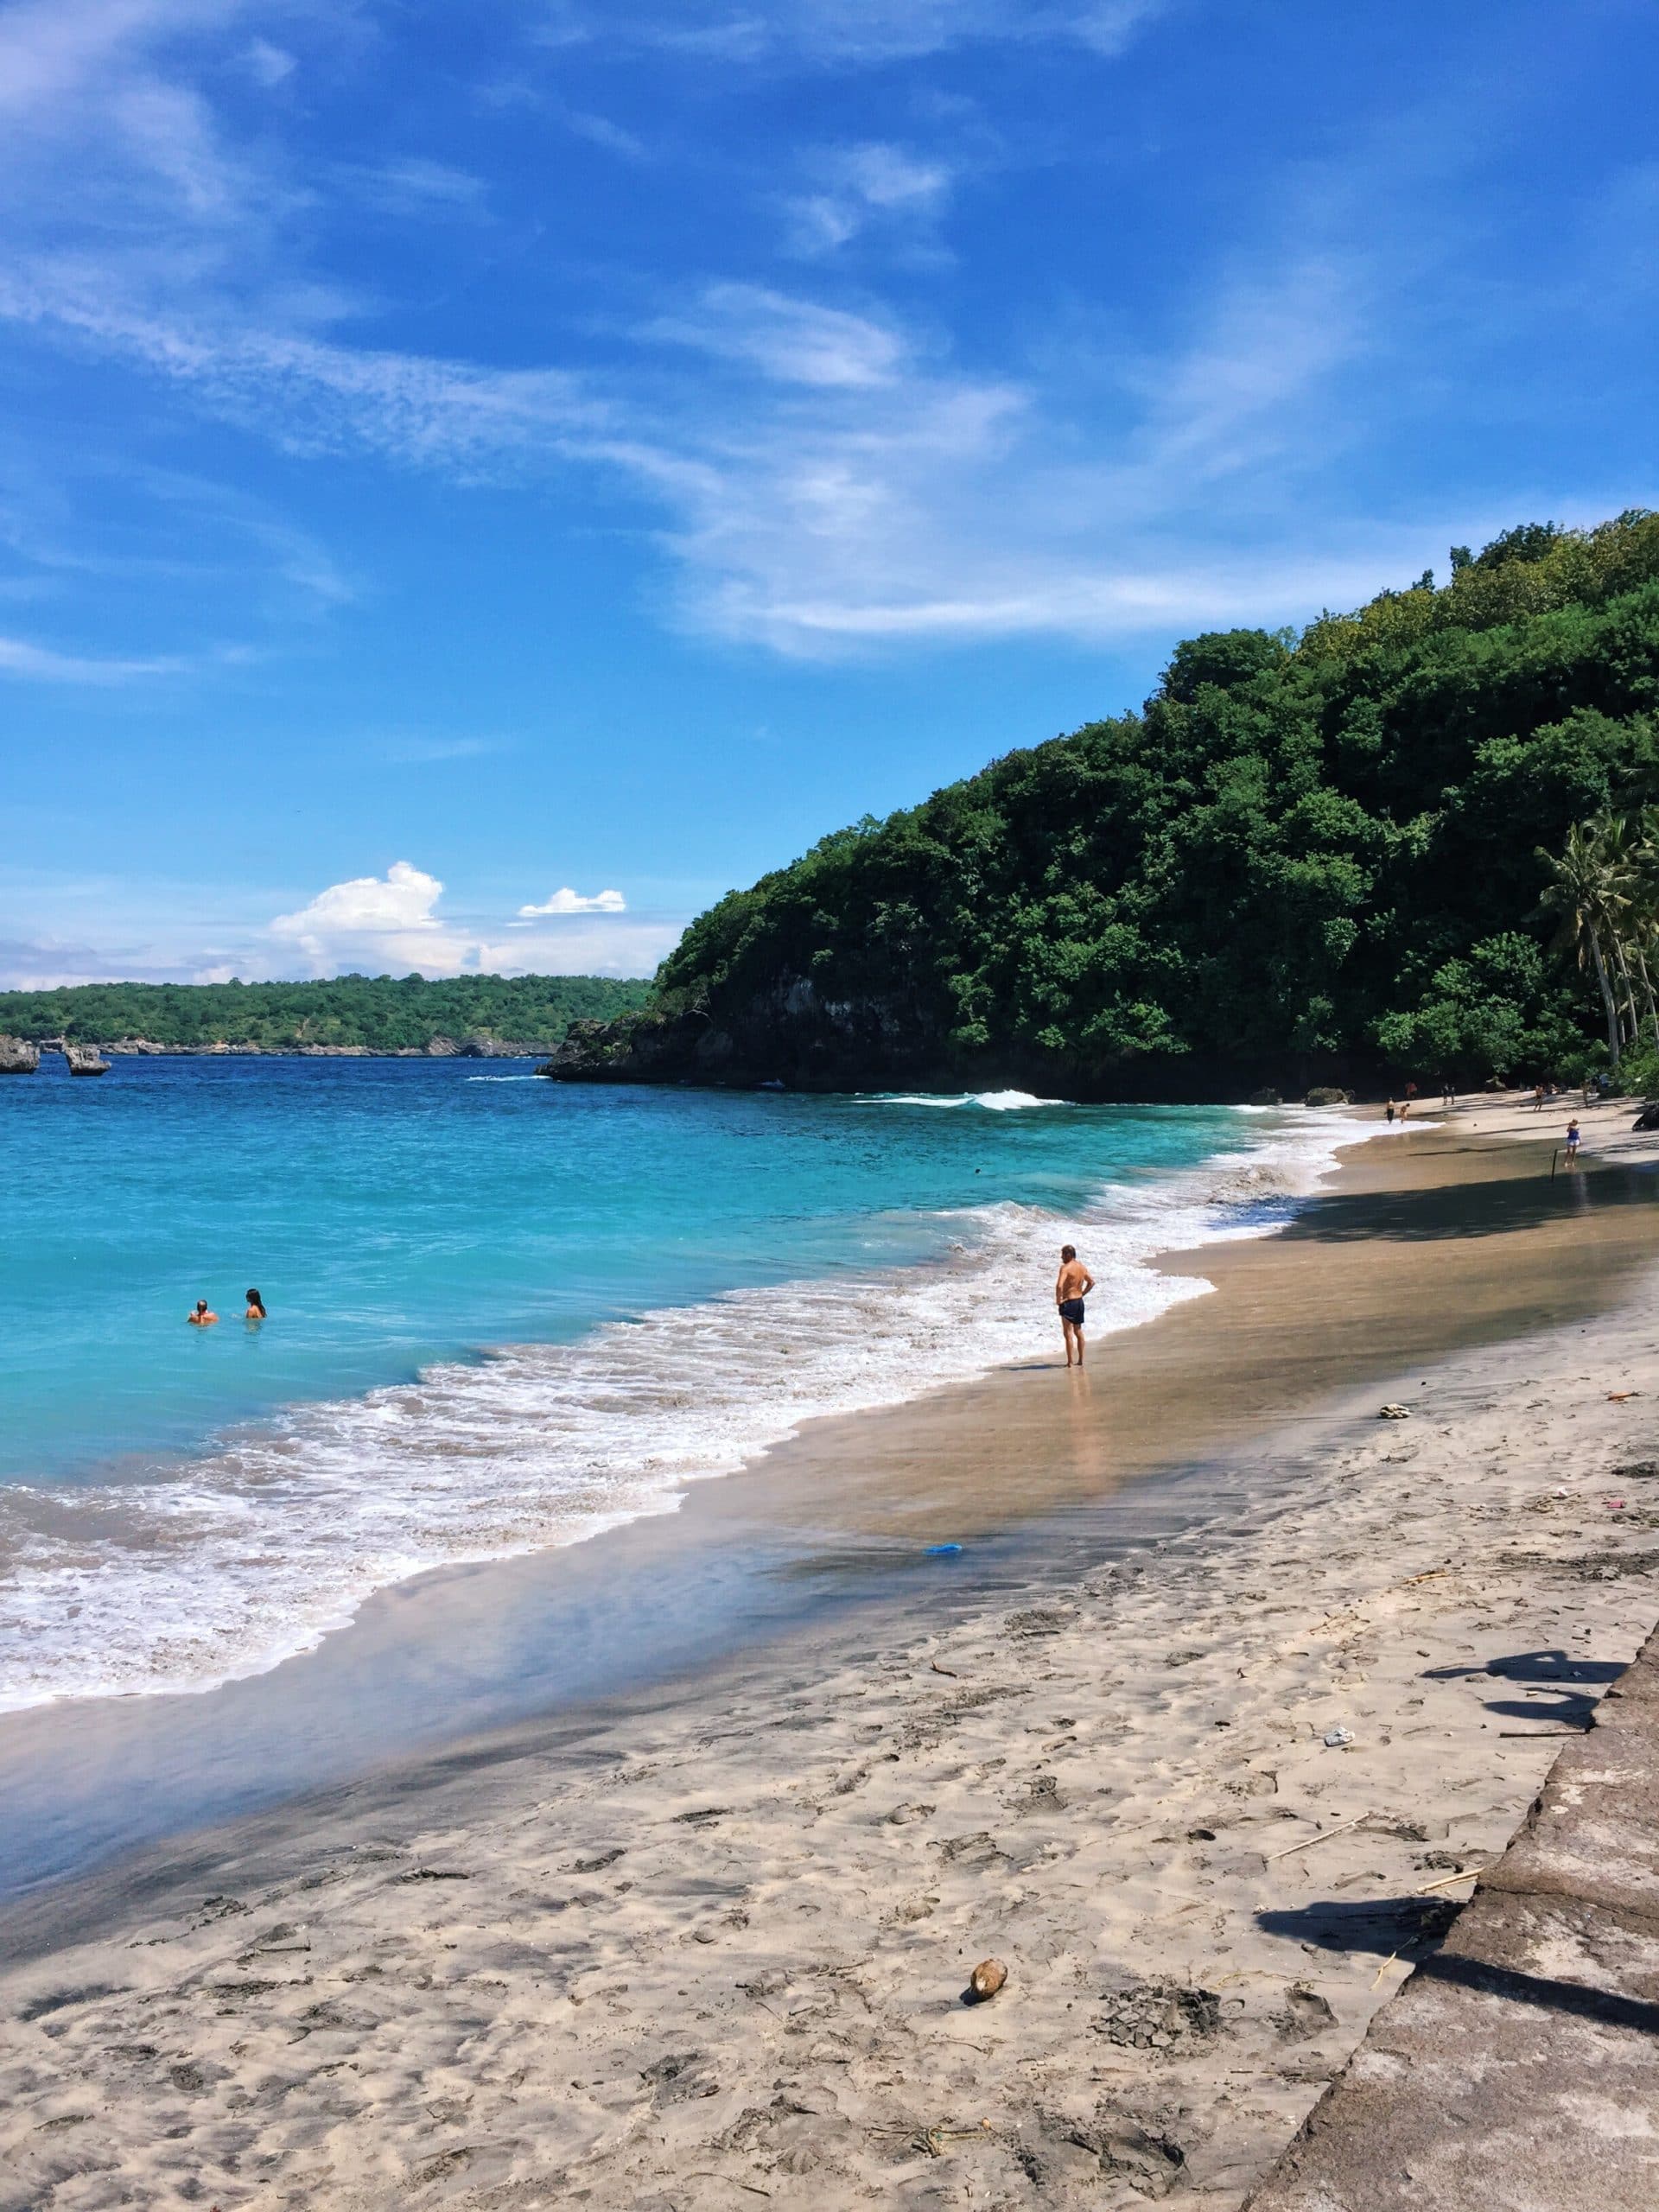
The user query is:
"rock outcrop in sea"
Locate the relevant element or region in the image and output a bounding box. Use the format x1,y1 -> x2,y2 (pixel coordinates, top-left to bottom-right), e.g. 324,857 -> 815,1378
0,1035 -> 40,1074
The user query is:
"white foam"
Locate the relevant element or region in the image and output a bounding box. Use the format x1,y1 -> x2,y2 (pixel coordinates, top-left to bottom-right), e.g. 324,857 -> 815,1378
869,1089 -> 1069,1109
0,1109 -> 1362,1715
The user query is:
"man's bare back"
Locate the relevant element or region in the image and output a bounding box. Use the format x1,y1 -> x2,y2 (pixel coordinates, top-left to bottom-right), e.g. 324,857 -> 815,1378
1054,1243 -> 1095,1367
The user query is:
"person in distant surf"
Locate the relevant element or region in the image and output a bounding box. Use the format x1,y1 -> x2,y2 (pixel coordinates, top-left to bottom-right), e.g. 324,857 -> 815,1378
245,1288 -> 267,1321
1385,1099 -> 1396,1125
1055,1244 -> 1095,1368
188,1299 -> 219,1326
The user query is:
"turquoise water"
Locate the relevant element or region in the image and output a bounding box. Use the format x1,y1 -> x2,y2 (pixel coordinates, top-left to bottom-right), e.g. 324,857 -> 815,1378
0,1058 -> 1341,1711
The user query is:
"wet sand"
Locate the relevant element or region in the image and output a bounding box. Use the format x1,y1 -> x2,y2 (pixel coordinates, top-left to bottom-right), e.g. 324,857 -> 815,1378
3,1096 -> 1659,2209
5,1100 -> 1649,1901
698,1098 -> 1657,1547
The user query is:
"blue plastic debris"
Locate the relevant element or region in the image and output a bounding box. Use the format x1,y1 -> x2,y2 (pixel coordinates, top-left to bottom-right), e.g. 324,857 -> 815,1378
925,1542 -> 963,1556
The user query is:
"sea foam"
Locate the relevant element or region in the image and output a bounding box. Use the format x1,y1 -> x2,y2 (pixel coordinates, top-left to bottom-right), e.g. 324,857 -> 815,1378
0,1109 -> 1360,1713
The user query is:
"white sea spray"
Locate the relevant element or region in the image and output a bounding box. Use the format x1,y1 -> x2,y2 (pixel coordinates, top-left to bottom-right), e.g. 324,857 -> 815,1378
0,1109 -> 1375,1713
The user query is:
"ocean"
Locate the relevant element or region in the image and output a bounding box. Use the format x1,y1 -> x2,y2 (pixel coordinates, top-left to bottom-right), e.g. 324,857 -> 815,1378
0,1057 -> 1353,1717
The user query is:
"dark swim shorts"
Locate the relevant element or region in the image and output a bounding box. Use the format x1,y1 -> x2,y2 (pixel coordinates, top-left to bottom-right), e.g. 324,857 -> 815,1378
1059,1297 -> 1086,1325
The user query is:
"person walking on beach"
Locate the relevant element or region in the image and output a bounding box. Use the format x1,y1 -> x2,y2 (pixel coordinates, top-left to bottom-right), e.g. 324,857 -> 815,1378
1385,1099 -> 1396,1124
188,1299 -> 219,1326
1056,1244 -> 1094,1368
1566,1117 -> 1582,1166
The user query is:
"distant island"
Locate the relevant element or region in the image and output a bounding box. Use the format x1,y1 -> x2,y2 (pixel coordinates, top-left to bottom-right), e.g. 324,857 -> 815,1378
0,973 -> 651,1057
547,511 -> 1659,1101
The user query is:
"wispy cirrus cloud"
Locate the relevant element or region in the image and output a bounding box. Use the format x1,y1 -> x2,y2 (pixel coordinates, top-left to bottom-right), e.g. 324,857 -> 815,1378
785,141 -> 953,255
240,37 -> 295,87
0,0 -> 255,116
0,0 -> 1556,675
379,734 -> 512,764
539,0 -> 1173,67
348,157 -> 490,217
0,269 -> 602,469
0,238 -> 1404,657
643,283 -> 909,387
0,0 -> 270,235
0,633 -> 185,682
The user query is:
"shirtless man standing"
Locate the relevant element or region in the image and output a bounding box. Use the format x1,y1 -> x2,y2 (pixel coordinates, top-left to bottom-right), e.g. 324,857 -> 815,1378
1055,1243 -> 1095,1368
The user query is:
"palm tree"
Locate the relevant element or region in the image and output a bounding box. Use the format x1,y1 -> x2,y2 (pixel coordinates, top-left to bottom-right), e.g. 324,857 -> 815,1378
1625,807 -> 1659,1041
1592,812 -> 1648,1046
1538,822 -> 1623,1068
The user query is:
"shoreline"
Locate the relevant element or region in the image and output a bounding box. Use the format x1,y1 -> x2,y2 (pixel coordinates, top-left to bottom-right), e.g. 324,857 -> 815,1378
0,1096 -> 1362,1724
2,1098 -> 1652,1898
3,1098 -> 1658,2206
3,1135 -> 1659,2203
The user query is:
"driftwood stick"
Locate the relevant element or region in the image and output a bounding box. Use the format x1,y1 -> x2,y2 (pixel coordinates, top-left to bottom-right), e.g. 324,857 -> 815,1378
1415,1866 -> 1489,1894
1266,1814 -> 1368,1863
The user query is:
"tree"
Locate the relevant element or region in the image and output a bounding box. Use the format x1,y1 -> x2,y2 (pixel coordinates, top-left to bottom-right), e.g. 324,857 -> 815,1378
613,511 -> 1659,1095
1537,822 -> 1624,1068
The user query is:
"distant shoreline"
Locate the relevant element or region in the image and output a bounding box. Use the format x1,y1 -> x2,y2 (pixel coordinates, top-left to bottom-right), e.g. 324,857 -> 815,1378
42,1040 -> 545,1058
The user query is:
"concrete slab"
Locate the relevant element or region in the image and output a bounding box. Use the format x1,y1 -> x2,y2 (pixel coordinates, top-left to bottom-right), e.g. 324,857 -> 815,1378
1245,1625 -> 1659,2212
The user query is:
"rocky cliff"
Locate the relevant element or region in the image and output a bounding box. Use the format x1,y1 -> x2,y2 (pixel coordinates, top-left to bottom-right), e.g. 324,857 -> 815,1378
538,977 -> 954,1092
537,983 -> 1368,1102
0,1035 -> 39,1074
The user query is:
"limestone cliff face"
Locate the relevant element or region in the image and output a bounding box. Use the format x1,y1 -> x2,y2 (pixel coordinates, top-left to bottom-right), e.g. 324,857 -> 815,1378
537,983 -> 1376,1103
538,976 -> 951,1090
0,1035 -> 40,1074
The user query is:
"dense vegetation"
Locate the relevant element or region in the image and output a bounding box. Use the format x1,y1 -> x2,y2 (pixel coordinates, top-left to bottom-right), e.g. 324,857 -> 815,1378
0,973 -> 651,1052
1535,810 -> 1659,1090
636,511 -> 1659,1092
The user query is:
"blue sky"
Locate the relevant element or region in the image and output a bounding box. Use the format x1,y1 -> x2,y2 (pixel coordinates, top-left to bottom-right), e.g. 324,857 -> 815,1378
1,0 -> 1655,984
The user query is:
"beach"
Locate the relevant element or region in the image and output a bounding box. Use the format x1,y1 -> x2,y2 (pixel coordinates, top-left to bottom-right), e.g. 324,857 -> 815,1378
3,1096 -> 1658,2210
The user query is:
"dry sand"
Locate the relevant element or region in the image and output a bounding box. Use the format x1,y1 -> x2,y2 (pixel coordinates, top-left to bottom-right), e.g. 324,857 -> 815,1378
3,1095 -> 1658,2210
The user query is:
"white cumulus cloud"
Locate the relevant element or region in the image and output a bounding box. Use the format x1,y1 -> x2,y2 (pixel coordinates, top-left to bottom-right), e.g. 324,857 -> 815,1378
517,886 -> 627,916
270,860 -> 480,977
261,863 -> 660,979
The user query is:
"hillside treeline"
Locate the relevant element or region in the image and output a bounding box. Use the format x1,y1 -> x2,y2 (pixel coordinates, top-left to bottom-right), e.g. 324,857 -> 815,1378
0,973 -> 650,1052
639,512 -> 1659,1090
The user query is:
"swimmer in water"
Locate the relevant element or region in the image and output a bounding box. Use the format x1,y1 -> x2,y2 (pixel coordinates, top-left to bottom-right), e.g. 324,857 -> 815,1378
188,1299 -> 219,1326
245,1288 -> 267,1320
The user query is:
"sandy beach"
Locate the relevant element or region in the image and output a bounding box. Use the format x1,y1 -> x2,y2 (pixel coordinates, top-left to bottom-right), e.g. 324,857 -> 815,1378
3,1096 -> 1658,2210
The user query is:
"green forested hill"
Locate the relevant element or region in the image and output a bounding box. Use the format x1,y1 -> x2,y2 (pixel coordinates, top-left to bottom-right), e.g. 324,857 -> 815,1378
562,512 -> 1659,1096
0,973 -> 651,1052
